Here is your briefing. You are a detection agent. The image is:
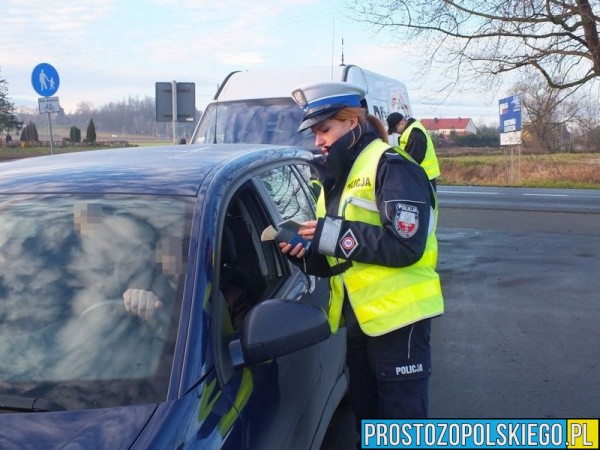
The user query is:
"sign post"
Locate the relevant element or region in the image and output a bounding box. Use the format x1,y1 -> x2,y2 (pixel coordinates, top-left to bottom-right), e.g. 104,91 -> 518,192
171,81 -> 177,144
499,94 -> 523,183
32,63 -> 60,155
155,81 -> 196,143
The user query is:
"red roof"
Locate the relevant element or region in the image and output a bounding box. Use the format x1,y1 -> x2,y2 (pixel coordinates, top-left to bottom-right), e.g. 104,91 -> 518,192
421,118 -> 472,131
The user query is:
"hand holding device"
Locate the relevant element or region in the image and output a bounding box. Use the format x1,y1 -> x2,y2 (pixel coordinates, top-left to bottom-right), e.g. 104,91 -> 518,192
261,219 -> 312,252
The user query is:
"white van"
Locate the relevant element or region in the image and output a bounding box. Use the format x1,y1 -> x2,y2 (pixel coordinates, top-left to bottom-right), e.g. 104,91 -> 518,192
190,65 -> 411,150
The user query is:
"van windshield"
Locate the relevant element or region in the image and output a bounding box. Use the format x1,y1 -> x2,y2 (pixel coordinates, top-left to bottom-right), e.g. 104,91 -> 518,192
191,98 -> 317,150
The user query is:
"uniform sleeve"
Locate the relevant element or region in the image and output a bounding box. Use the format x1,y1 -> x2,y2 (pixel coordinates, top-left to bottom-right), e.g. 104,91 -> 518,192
404,128 -> 427,164
312,152 -> 433,268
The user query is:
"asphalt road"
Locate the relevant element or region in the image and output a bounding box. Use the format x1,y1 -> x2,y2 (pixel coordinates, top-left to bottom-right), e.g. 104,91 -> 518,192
321,186 -> 600,449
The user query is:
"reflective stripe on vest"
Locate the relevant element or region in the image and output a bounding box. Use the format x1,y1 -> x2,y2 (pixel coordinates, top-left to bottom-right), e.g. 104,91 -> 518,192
316,139 -> 443,336
398,120 -> 441,180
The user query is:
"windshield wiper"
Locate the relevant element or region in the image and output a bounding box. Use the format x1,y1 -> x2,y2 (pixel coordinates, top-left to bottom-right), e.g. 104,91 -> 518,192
0,395 -> 68,413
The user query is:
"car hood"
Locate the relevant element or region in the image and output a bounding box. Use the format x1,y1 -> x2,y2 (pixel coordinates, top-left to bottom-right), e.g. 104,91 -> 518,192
0,403 -> 157,449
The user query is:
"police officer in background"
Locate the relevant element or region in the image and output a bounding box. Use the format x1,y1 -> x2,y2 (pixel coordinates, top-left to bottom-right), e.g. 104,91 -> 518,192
280,81 -> 444,428
387,112 -> 440,190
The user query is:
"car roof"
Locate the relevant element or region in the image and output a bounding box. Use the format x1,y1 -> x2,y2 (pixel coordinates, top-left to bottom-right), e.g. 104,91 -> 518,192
0,143 -> 312,196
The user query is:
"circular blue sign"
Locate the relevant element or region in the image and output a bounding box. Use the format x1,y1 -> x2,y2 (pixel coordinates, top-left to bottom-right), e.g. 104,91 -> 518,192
31,63 -> 60,97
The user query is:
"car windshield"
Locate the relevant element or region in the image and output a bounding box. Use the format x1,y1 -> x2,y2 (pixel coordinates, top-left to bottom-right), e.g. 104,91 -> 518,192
192,98 -> 317,150
0,194 -> 194,410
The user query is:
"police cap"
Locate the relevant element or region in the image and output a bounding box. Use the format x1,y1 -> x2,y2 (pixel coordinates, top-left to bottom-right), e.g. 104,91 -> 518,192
291,81 -> 367,132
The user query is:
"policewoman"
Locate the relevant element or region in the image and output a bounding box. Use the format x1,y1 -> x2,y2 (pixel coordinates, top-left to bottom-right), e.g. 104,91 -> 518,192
280,81 -> 444,424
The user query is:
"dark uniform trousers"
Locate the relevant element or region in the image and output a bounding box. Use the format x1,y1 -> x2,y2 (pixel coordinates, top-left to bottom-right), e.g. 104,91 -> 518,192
344,306 -> 432,429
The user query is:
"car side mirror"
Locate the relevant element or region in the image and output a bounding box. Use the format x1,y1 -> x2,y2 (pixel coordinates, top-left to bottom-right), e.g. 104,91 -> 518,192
228,299 -> 330,368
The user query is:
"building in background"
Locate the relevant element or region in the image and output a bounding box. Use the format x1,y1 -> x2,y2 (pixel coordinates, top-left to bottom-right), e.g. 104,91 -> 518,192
421,118 -> 477,136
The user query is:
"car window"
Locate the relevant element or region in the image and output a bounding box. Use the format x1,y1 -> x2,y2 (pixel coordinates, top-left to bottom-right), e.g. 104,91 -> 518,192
293,163 -> 319,209
0,194 -> 193,410
258,164 -> 316,223
214,174 -> 312,382
215,164 -> 317,334
219,195 -> 267,332
217,181 -> 294,330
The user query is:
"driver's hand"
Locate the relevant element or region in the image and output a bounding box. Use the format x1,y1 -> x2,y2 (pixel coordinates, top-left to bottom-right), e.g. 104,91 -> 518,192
123,289 -> 162,321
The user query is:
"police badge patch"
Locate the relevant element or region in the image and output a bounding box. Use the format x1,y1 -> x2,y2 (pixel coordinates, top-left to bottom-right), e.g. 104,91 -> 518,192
394,203 -> 419,238
339,229 -> 359,258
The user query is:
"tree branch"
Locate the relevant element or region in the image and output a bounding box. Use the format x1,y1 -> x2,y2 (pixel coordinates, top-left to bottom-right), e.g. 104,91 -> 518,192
347,0 -> 600,91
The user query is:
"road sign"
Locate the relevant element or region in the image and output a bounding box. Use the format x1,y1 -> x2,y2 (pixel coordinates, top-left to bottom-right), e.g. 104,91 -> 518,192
38,97 -> 61,114
499,94 -> 522,146
155,82 -> 196,122
31,63 -> 60,97
499,94 -> 522,132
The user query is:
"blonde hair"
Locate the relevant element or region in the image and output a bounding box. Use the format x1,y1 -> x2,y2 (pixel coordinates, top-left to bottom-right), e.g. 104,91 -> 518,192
332,107 -> 389,142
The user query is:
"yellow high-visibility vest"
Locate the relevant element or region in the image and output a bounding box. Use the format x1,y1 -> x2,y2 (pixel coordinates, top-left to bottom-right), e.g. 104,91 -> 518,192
398,120 -> 441,180
316,139 -> 443,336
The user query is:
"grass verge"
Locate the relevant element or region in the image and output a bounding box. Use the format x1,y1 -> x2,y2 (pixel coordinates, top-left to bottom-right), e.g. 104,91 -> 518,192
438,152 -> 600,189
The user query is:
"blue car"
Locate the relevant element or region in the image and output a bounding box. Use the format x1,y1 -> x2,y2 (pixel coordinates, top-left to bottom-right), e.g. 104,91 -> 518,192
0,144 -> 347,449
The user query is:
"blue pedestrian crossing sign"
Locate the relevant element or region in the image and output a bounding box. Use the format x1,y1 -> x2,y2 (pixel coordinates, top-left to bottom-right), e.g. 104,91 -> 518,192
31,63 -> 60,97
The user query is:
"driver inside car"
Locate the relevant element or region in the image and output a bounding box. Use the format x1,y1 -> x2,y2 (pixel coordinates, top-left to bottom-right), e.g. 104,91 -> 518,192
122,235 -> 186,322
70,203 -> 178,323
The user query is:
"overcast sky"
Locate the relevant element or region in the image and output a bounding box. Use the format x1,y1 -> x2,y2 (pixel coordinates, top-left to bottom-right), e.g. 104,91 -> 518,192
1,0 -> 506,125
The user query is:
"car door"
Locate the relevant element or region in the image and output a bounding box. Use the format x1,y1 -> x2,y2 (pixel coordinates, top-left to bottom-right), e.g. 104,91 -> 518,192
256,163 -> 347,441
210,161 -> 344,450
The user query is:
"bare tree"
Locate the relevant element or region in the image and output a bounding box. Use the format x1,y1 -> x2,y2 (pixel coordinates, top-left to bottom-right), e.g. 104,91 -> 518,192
570,92 -> 600,150
347,0 -> 600,90
75,102 -> 94,116
512,69 -> 579,152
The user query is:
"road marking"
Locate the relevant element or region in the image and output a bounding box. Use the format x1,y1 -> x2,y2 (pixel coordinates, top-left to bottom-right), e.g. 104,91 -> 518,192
439,190 -> 499,195
523,193 -> 569,197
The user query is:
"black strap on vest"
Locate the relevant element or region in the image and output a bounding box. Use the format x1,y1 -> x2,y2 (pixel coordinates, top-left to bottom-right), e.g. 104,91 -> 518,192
330,260 -> 353,275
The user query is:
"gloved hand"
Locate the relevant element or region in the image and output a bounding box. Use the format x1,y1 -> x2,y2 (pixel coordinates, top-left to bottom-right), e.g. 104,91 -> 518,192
123,289 -> 163,321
